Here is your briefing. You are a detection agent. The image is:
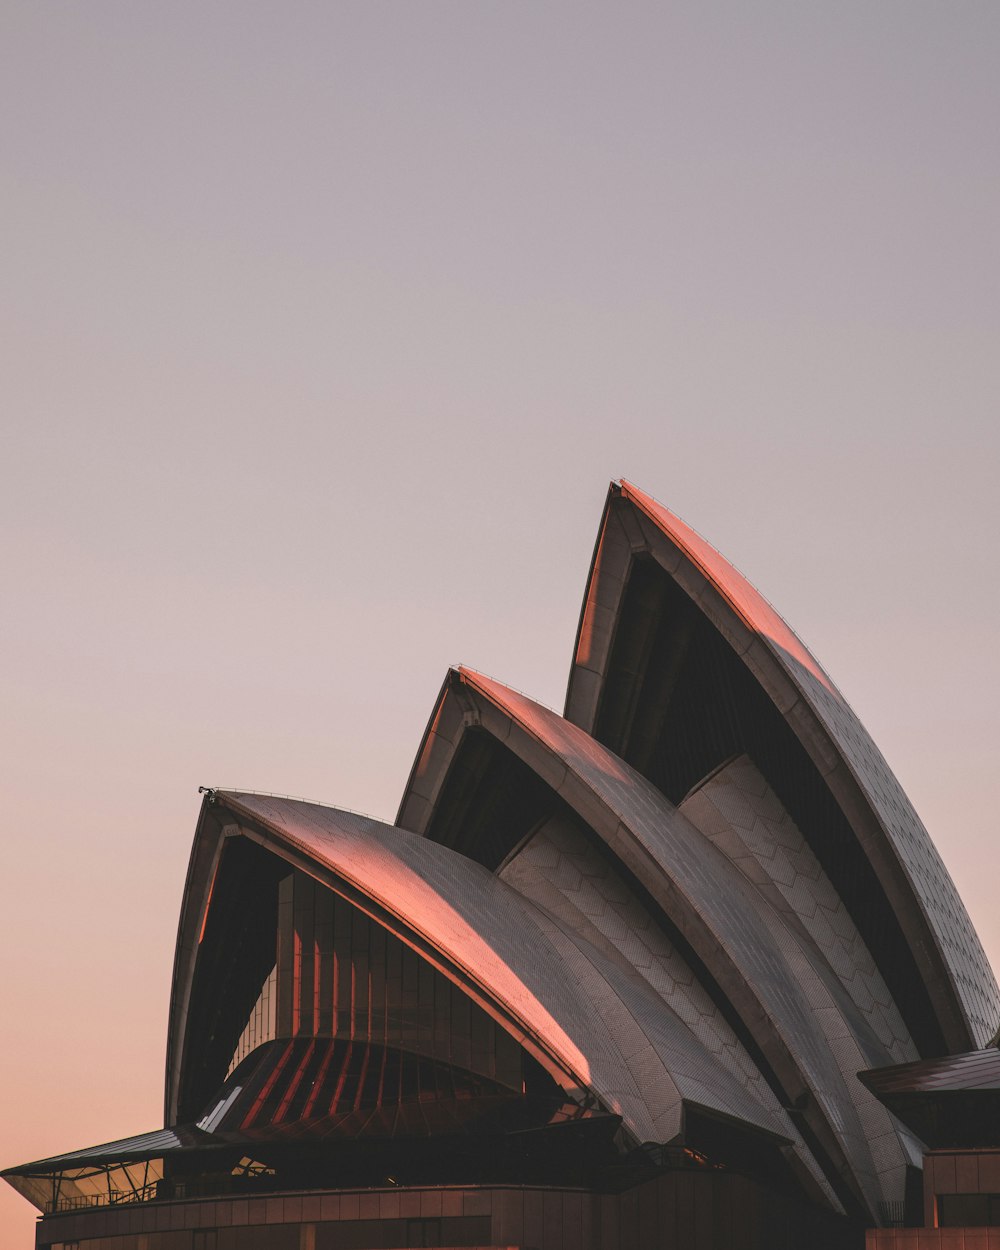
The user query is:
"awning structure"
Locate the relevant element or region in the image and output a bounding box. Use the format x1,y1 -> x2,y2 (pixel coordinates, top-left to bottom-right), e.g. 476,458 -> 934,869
1,1126 -> 215,1213
860,1048 -> 1000,1149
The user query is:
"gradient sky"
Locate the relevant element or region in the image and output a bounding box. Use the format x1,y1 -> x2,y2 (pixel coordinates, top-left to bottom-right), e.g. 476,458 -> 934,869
2,3 -> 999,1243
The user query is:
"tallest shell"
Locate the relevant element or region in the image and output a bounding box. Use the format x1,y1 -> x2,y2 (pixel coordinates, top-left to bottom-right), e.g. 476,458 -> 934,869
565,479 -> 999,1054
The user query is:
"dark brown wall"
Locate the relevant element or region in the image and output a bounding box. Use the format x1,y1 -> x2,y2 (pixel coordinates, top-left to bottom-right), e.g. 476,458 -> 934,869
37,1172 -> 858,1250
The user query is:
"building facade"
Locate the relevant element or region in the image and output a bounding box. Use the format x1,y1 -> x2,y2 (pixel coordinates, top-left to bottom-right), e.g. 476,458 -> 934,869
6,480 -> 998,1250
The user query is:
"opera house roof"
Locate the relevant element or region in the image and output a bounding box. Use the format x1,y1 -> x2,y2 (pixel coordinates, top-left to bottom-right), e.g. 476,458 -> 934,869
6,479 -> 998,1242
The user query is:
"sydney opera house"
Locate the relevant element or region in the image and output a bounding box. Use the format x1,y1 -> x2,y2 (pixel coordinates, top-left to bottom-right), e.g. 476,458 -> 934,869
7,480 -> 1000,1250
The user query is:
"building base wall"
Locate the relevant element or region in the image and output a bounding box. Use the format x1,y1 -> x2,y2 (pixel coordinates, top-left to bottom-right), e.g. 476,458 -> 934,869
865,1148 -> 1000,1248
867,1234 -> 1000,1249
34,1173 -> 860,1250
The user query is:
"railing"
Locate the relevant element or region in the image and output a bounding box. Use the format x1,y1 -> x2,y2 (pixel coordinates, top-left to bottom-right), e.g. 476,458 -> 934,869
48,1182 -> 160,1214
47,1173 -> 282,1214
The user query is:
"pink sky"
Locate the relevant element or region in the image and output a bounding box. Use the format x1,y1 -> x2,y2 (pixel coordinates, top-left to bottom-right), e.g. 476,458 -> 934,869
3,3 -> 999,1244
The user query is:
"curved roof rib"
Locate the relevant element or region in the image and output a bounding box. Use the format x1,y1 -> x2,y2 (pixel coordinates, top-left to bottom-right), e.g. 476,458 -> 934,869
166,792 -> 792,1154
398,667 -> 926,1221
678,754 -> 915,1065
563,479 -> 999,1054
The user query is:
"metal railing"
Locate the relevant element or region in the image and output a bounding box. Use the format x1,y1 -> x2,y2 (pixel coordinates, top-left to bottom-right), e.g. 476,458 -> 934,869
48,1182 -> 159,1214
47,1173 -> 283,1214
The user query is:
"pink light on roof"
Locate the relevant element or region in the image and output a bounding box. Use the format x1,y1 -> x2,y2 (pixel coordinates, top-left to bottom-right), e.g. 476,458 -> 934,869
458,666 -> 635,787
221,793 -> 595,1089
619,479 -> 836,695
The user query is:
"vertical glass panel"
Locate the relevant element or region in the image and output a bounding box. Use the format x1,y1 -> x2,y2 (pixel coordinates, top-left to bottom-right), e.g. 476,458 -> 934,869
271,870 -> 527,1090
226,964 -> 278,1077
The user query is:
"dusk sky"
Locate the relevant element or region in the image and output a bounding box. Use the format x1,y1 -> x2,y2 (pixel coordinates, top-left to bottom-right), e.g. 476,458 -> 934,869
2,3 -> 999,1243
